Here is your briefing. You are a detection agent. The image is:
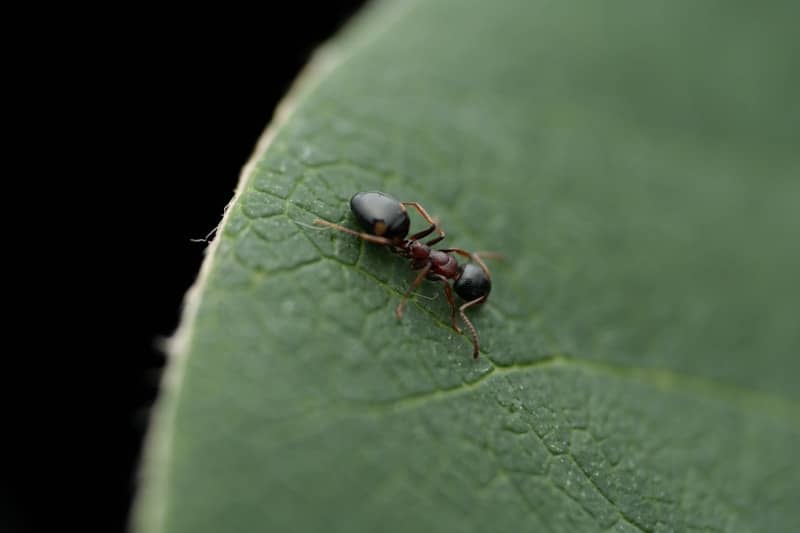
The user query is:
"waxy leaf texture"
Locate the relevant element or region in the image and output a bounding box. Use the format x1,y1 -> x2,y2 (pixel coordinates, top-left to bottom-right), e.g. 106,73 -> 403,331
135,1 -> 800,531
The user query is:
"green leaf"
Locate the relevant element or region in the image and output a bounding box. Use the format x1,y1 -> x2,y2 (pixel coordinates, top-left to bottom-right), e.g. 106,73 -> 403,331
134,1 -> 800,531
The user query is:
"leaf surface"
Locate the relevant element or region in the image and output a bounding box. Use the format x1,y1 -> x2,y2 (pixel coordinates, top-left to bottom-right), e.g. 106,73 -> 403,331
135,1 -> 800,531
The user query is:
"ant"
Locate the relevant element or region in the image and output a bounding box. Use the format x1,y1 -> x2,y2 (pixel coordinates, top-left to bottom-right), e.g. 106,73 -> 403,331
314,191 -> 500,359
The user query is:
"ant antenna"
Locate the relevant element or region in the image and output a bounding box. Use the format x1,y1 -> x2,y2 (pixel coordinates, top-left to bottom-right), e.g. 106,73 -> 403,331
293,219 -> 334,231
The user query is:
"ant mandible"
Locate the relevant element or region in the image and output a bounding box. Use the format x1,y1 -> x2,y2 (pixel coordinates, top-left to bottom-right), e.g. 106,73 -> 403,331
314,191 -> 499,359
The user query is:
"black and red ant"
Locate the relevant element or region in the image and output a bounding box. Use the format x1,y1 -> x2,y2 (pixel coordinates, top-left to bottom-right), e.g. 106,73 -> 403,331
314,191 -> 500,358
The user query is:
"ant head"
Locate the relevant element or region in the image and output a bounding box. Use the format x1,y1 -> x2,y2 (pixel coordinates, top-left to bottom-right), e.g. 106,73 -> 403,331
453,263 -> 491,301
408,240 -> 430,259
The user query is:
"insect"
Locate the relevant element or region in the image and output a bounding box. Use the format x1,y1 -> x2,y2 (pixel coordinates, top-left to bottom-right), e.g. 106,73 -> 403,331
314,191 -> 499,358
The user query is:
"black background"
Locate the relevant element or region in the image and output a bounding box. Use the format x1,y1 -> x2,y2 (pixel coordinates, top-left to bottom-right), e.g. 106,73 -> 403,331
8,3 -> 367,532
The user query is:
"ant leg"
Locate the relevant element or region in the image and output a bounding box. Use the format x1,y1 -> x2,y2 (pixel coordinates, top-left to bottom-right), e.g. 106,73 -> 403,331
443,282 -> 461,333
469,251 -> 506,278
402,202 -> 446,243
440,248 -> 494,280
396,263 -> 432,320
459,295 -> 488,359
407,223 -> 438,242
425,234 -> 446,246
429,274 -> 461,333
313,218 -> 396,246
474,251 -> 505,261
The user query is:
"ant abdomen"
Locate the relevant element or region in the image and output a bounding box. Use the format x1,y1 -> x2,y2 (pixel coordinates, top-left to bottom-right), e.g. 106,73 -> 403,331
349,191 -> 410,239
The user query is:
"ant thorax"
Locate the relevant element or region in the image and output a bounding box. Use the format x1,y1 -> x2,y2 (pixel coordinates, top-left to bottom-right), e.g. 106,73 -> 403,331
408,240 -> 430,259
